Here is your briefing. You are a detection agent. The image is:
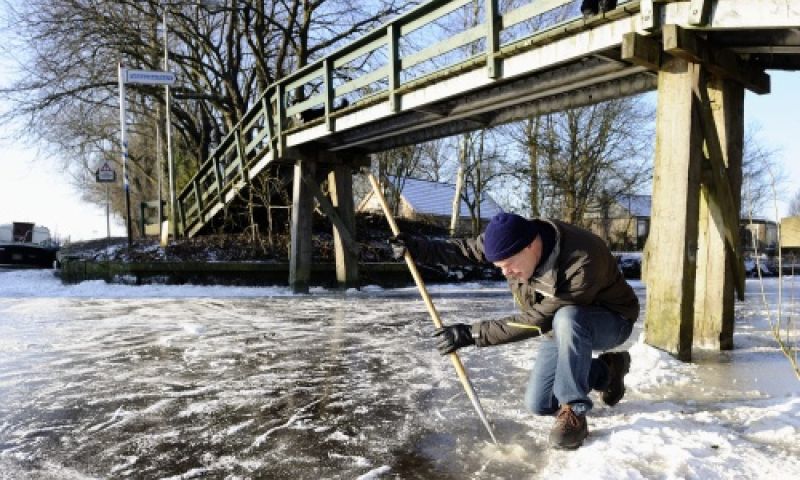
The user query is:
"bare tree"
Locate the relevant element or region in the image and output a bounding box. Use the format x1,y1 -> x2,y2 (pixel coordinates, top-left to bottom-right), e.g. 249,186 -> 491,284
741,125 -> 786,218
0,0 -> 408,230
503,96 -> 654,225
372,145 -> 426,217
457,128 -> 509,236
789,189 -> 800,217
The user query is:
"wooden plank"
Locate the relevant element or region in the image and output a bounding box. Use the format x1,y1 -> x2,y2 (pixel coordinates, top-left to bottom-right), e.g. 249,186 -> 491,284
640,0 -> 656,31
276,84 -> 286,156
290,160 -> 315,293
501,0 -> 573,30
193,178 -> 204,223
324,59 -> 335,131
621,32 -> 663,71
284,67 -> 324,95
644,56 -> 703,361
486,0 -> 500,79
329,165 -> 360,288
400,24 -> 485,70
662,0 -> 800,29
662,25 -> 771,94
694,73 -> 744,350
286,93 -> 325,117
688,0 -> 711,26
400,0 -> 473,36
300,171 -> 359,257
692,69 -> 746,301
388,23 -> 401,112
235,130 -> 249,183
334,67 -> 389,98
212,156 -> 224,205
332,35 -> 387,69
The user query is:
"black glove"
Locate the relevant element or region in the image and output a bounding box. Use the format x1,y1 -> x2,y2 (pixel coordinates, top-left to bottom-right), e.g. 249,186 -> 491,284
433,323 -> 475,355
388,232 -> 414,260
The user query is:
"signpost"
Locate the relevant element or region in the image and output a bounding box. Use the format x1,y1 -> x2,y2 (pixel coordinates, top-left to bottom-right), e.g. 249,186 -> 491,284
123,69 -> 177,86
95,162 -> 117,251
118,64 -> 177,247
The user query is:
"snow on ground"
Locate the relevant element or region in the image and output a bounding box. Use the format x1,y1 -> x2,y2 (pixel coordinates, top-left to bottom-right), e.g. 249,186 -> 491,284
0,270 -> 798,479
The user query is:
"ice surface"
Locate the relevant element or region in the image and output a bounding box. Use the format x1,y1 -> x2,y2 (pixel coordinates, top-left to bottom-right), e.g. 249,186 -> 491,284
0,271 -> 798,479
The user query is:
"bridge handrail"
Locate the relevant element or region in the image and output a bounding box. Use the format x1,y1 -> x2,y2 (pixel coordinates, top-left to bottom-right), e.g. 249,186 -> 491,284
176,0 -> 621,235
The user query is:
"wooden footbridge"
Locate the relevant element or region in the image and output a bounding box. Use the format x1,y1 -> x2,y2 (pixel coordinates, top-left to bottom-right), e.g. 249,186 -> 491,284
171,0 -> 800,359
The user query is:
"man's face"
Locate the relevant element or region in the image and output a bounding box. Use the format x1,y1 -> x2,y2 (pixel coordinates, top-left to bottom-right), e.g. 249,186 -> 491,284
492,237 -> 542,281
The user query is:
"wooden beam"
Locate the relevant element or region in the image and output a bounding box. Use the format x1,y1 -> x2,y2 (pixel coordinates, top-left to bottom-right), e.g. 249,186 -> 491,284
328,165 -> 360,288
645,56 -> 703,361
693,73 -> 744,350
692,69 -> 746,301
290,160 -> 315,293
688,0 -> 712,26
300,171 -> 359,257
621,32 -> 663,71
640,0 -> 656,31
662,25 -> 771,94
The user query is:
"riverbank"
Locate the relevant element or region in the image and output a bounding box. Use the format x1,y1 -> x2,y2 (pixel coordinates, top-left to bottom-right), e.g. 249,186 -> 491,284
55,215 -> 502,286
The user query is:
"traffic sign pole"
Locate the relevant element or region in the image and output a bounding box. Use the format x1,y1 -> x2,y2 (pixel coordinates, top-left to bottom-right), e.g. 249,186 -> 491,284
118,62 -> 132,247
164,9 -> 177,241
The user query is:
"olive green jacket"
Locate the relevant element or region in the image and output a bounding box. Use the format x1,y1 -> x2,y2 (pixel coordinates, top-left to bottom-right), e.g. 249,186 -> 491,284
407,219 -> 639,347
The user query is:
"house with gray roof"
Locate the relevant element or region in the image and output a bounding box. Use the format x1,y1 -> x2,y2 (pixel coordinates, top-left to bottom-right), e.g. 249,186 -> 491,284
357,176 -> 502,234
584,194 -> 652,250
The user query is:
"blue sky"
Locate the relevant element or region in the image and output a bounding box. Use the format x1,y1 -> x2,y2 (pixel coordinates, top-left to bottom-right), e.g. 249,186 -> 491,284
0,70 -> 797,241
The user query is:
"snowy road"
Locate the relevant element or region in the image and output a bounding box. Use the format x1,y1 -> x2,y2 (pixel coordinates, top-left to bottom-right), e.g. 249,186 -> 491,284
0,270 -> 798,479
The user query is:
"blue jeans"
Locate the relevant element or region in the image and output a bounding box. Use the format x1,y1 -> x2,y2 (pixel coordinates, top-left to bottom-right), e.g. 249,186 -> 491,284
524,305 -> 633,416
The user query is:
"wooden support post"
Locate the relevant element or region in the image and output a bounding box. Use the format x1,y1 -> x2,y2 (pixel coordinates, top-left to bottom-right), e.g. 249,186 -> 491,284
262,92 -> 276,154
290,159 -> 315,293
276,84 -> 287,157
693,74 -> 744,350
640,0 -> 656,31
329,164 -> 359,289
388,23 -> 401,113
235,130 -> 249,183
644,55 -> 704,361
621,32 -> 663,71
663,25 -> 770,95
688,0 -> 712,26
323,58 -> 335,132
212,155 -> 224,205
485,0 -> 501,79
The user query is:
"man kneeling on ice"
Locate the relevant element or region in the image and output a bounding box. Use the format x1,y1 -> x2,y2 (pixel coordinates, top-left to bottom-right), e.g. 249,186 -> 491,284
390,212 -> 638,449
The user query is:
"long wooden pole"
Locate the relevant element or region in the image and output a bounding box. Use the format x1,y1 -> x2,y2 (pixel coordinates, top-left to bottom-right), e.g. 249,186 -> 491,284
367,173 -> 498,444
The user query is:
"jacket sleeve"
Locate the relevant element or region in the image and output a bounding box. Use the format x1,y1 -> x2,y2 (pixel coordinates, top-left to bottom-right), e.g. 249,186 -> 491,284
473,256 -> 607,347
406,234 -> 490,266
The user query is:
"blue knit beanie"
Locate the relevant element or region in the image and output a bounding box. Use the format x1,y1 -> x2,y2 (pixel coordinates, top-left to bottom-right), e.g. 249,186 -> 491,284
483,212 -> 539,262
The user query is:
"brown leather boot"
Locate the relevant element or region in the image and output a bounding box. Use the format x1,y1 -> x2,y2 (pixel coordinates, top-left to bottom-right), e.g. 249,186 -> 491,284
548,405 -> 588,449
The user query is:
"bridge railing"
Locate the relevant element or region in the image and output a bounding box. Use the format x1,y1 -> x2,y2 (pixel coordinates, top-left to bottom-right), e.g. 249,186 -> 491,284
176,0 -> 632,236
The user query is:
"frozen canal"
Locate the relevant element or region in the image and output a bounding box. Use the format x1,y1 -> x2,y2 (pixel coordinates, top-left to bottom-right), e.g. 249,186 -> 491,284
0,270 -> 798,479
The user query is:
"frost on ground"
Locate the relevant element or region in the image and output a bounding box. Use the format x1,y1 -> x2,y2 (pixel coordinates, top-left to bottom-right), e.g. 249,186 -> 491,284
0,270 -> 798,479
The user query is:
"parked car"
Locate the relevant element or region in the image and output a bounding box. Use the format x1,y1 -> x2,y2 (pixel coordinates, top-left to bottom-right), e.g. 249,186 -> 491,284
616,255 -> 642,279
744,257 -> 778,277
